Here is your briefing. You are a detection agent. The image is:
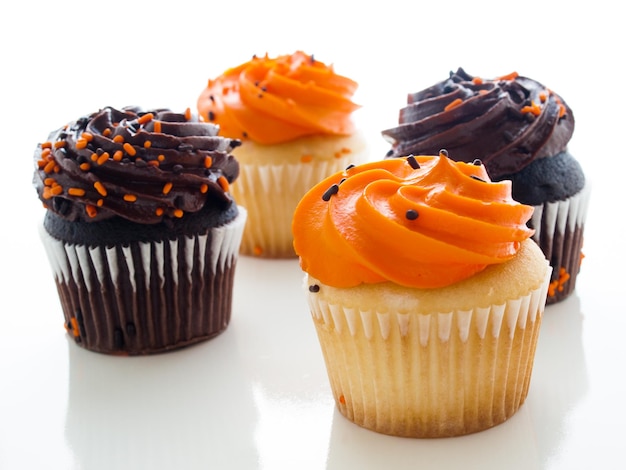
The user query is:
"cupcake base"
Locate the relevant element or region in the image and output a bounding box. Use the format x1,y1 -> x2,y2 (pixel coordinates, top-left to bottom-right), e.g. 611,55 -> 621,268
40,208 -> 246,355
305,240 -> 551,437
232,133 -> 368,258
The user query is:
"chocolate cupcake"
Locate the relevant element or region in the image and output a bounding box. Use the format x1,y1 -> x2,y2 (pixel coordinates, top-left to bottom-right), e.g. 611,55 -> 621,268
382,69 -> 589,304
34,106 -> 246,354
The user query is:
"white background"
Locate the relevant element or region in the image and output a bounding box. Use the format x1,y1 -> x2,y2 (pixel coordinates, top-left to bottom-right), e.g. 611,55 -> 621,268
1,1 -> 625,469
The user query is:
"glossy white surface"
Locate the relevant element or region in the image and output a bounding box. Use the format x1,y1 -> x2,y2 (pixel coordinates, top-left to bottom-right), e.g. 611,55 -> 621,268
1,1 -> 625,468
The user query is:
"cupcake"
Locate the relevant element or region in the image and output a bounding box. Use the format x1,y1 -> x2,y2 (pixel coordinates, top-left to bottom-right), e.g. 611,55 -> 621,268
382,68 -> 589,304
292,152 -> 551,438
34,106 -> 247,355
197,51 -> 368,258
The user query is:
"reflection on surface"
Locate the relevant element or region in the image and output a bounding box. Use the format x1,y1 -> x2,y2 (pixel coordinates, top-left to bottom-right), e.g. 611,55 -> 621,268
527,294 -> 589,466
64,331 -> 259,470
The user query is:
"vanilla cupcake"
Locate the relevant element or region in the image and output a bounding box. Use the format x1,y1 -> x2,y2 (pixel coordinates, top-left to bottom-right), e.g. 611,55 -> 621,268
292,152 -> 551,438
382,68 -> 589,304
198,51 -> 367,258
34,106 -> 246,355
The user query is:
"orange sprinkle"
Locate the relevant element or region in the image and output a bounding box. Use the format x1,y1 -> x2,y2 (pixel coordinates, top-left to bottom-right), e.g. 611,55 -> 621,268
157,154 -> 165,161
341,147 -> 351,154
173,208 -> 184,218
70,317 -> 80,337
79,162 -> 91,171
184,108 -> 192,120
50,185 -> 63,196
154,121 -> 162,133
472,77 -> 483,85
81,132 -> 94,142
97,199 -> 104,207
155,208 -> 164,216
478,89 -> 488,95
37,159 -> 47,168
217,175 -> 230,192
97,152 -> 110,165
42,187 -> 52,200
162,182 -> 173,195
143,140 -> 152,148
94,181 -> 107,197
68,187 -> 85,197
41,148 -> 51,158
521,100 -> 541,116
113,135 -> 124,143
123,143 -> 136,156
53,140 -> 66,149
253,246 -> 263,256
113,150 -> 123,161
41,142 -> 52,149
90,153 -> 98,162
539,91 -> 548,103
137,113 -> 154,125
558,104 -> 566,118
123,194 -> 137,202
85,204 -> 98,218
301,154 -> 313,163
53,165 -> 60,173
204,156 -> 213,168
148,160 -> 160,167
75,138 -> 88,149
444,98 -> 463,112
339,395 -> 346,405
199,183 -> 208,193
43,160 -> 56,174
44,177 -> 55,186
497,71 -> 519,81
103,128 -> 112,137
333,152 -> 342,159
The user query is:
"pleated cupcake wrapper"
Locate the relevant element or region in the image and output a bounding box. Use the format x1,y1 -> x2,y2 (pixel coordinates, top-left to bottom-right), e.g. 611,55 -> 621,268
530,184 -> 590,304
233,154 -> 363,258
306,270 -> 551,438
39,208 -> 246,355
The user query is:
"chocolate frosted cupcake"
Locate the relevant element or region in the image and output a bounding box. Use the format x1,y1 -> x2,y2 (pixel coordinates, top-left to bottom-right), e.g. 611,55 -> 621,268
382,69 -> 589,304
34,106 -> 247,354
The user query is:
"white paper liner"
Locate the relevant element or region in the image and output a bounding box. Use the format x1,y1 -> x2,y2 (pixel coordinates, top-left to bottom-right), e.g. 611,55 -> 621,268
306,269 -> 551,438
39,208 -> 246,354
530,184 -> 590,303
232,152 -> 365,258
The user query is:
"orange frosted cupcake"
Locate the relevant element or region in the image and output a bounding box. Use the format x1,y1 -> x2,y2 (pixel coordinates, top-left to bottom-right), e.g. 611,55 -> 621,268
198,51 -> 368,258
292,152 -> 551,437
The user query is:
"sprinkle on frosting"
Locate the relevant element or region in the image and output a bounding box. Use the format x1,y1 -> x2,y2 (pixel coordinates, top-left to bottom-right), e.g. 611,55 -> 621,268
34,106 -> 240,224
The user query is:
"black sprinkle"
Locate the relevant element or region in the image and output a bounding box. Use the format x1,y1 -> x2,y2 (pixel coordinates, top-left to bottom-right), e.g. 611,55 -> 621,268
407,155 -> 420,169
406,209 -> 419,220
243,132 -> 248,138
472,159 -> 483,166
208,111 -> 215,121
385,149 -> 394,157
439,149 -> 449,158
309,284 -> 320,293
230,139 -> 242,148
470,175 -> 486,182
345,164 -> 356,171
261,86 -> 267,92
209,95 -> 215,102
339,178 -> 347,185
322,184 -> 339,201
113,328 -> 124,349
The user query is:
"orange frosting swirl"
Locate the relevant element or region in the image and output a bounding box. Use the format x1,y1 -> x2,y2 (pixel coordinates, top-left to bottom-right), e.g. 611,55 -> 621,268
197,51 -> 360,144
292,154 -> 535,289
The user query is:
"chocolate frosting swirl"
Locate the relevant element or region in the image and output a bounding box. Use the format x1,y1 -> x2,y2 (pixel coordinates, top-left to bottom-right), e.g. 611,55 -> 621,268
382,68 -> 575,179
34,106 -> 240,225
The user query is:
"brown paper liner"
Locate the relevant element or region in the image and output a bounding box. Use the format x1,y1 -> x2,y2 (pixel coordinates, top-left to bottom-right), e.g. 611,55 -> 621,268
39,209 -> 246,355
307,271 -> 550,438
530,184 -> 590,304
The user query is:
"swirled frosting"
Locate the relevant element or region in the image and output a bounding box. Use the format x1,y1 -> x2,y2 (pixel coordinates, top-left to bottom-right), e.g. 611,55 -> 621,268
292,153 -> 534,289
34,106 -> 240,225
382,68 -> 574,179
197,51 -> 360,144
